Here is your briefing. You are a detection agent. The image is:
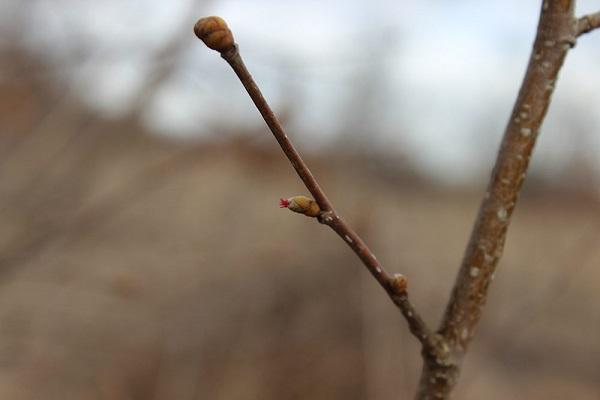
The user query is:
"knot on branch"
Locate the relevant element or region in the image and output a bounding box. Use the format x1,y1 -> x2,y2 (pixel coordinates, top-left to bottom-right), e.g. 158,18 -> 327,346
423,333 -> 451,366
391,273 -> 408,294
317,210 -> 335,224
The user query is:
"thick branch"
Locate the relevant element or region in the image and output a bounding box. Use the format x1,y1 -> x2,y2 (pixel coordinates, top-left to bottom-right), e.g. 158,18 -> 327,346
576,11 -> 600,36
193,17 -> 434,346
414,3 -> 580,398
439,0 -> 576,365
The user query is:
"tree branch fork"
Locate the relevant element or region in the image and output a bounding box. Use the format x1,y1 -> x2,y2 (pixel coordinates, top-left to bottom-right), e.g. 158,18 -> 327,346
194,5 -> 599,398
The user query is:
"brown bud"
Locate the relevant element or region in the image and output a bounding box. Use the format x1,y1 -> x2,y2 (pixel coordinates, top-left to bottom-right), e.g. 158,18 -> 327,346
279,196 -> 321,217
391,273 -> 408,294
194,16 -> 235,52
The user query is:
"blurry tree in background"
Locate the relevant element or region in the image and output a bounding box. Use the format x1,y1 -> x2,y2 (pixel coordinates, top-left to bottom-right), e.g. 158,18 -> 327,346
1,1 -> 600,399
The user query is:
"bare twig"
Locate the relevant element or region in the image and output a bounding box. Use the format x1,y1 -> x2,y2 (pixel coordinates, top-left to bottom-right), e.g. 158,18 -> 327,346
193,16 -> 433,347
575,11 -> 600,36
193,4 -> 599,398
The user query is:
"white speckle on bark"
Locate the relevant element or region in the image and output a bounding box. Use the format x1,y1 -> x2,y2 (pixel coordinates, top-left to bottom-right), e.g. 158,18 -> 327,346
520,127 -> 532,137
544,40 -> 556,47
376,266 -> 382,273
523,104 -> 530,109
344,235 -> 353,244
484,253 -> 494,263
470,267 -> 480,278
497,207 -> 508,222
501,178 -> 510,185
542,60 -> 552,68
461,328 -> 469,340
519,111 -> 528,119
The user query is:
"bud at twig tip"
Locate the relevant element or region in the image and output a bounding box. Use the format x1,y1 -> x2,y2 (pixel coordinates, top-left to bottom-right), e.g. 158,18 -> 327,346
391,273 -> 408,294
194,16 -> 235,53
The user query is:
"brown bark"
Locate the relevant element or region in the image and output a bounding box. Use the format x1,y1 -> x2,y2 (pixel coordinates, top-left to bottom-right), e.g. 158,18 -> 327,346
417,2 -> 579,398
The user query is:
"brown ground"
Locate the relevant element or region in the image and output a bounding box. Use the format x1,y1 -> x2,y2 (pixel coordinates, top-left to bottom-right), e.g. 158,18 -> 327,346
1,120 -> 599,399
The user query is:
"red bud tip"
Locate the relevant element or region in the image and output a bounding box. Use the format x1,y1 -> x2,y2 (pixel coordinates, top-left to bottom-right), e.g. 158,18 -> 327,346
279,198 -> 290,208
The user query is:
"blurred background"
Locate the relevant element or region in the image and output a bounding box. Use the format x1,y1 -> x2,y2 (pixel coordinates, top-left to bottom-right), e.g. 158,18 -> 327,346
1,0 -> 599,399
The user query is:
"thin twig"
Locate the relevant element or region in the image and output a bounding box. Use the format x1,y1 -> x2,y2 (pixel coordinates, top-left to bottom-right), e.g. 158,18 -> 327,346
220,47 -> 334,212
193,16 -> 433,347
575,11 -> 600,37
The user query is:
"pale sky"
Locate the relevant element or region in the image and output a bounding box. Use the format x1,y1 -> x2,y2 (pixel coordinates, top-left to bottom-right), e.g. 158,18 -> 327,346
8,0 -> 600,184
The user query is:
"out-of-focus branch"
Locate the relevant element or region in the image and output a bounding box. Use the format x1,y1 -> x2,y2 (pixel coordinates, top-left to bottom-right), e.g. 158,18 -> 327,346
193,16 -> 433,348
0,145 -> 205,283
129,0 -> 211,118
575,11 -> 600,36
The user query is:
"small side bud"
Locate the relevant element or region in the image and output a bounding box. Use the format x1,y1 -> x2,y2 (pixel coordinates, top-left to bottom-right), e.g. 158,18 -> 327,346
194,16 -> 235,52
279,196 -> 320,217
391,273 -> 408,294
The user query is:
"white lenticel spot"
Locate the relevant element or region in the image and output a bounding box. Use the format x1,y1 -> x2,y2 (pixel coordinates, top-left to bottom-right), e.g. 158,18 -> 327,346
344,235 -> 353,243
497,207 -> 508,222
520,127 -> 532,137
461,328 -> 469,340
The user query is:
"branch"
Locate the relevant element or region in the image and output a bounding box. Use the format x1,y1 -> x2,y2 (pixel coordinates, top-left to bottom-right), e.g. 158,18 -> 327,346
575,11 -> 600,37
413,2 -> 584,397
193,16 -> 434,347
417,2 -> 578,398
439,0 -> 577,356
